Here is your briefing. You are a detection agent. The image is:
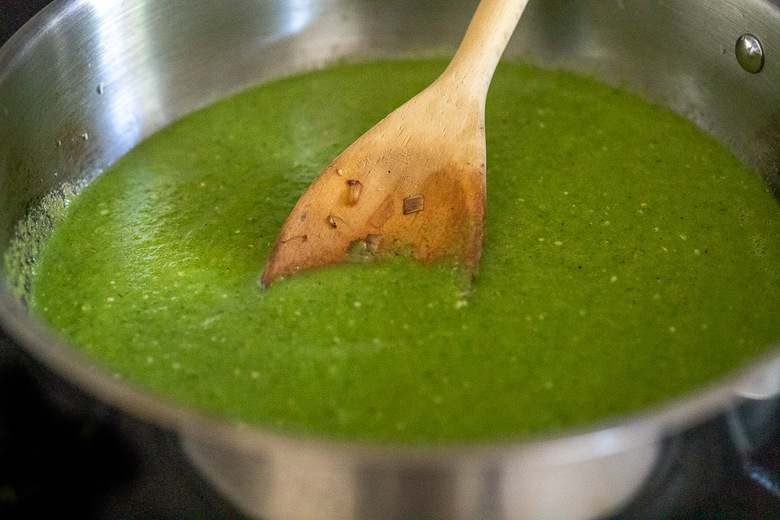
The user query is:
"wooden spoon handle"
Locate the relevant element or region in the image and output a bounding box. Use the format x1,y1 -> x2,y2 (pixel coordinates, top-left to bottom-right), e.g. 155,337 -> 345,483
439,0 -> 529,101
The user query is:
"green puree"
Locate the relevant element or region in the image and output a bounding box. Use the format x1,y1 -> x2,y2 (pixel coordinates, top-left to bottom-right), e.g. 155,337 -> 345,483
30,59 -> 780,442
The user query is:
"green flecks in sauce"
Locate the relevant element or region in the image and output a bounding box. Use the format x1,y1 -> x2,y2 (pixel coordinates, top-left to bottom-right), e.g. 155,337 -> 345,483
29,60 -> 780,443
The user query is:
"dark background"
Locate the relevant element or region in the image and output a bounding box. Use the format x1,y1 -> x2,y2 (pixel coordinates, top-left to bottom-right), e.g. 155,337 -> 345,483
0,0 -> 51,44
2,1 -> 780,519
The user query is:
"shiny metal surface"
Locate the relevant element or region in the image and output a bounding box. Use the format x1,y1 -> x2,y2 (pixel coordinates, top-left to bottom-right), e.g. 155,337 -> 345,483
736,33 -> 766,73
1,1 -> 780,519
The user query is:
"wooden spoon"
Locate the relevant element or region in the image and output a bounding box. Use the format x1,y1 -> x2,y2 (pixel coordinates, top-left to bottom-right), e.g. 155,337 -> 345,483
261,0 -> 529,287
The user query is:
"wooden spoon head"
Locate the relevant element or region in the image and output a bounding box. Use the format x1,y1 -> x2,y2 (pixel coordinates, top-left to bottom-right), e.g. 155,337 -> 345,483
261,90 -> 487,288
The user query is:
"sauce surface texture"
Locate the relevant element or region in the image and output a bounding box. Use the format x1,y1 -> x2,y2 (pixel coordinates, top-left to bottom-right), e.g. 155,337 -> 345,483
30,60 -> 780,442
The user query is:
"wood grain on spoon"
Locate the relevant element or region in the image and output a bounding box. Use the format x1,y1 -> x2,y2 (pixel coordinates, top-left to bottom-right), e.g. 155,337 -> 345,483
261,0 -> 529,288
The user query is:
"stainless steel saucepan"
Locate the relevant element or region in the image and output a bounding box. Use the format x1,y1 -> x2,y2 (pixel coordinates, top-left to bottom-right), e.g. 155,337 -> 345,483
2,1 -> 780,518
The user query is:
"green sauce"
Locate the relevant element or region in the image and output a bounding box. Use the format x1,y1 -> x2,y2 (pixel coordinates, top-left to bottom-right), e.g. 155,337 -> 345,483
29,59 -> 780,443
